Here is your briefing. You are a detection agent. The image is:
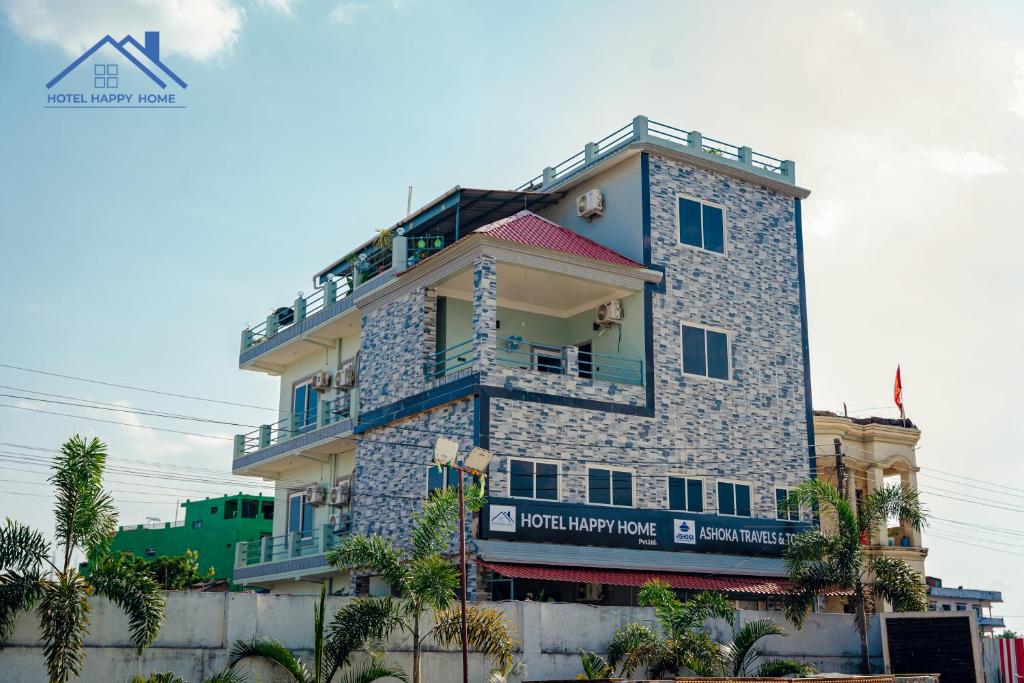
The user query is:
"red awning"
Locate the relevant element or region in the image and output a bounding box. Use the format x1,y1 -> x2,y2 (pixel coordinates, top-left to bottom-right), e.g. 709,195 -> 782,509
480,561 -> 795,596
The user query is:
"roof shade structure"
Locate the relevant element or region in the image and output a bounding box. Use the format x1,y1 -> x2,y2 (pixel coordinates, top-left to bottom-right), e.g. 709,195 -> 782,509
315,187 -> 562,284
474,210 -> 641,267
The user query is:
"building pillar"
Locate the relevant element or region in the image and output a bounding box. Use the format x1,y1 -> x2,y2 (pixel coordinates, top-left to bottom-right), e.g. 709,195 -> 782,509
868,465 -> 887,545
472,254 -> 498,379
422,287 -> 438,380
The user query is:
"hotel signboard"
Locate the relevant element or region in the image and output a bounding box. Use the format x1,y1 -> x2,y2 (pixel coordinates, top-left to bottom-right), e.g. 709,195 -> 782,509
479,498 -> 810,557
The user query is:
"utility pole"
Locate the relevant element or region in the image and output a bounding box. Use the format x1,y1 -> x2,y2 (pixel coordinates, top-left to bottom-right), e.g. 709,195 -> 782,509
834,438 -> 846,501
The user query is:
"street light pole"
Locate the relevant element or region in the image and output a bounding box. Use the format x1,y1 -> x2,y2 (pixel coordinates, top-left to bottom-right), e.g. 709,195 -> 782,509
457,466 -> 469,683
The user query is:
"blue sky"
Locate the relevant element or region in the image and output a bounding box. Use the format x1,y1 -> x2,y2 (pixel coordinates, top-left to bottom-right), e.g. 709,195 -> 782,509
2,0 -> 1024,628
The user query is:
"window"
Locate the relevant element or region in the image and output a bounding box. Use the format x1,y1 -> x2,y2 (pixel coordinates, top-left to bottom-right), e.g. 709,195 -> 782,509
288,492 -> 313,534
941,604 -> 951,611
427,466 -> 460,495
261,501 -> 274,519
776,488 -> 800,521
678,197 -> 726,254
668,476 -> 704,512
224,500 -> 238,519
210,506 -> 218,514
191,520 -> 203,529
293,380 -> 317,430
509,459 -> 559,500
94,64 -> 118,89
956,603 -> 968,612
241,499 -> 259,519
588,467 -> 633,507
532,345 -> 563,374
718,481 -> 751,517
681,324 -> 730,380
145,547 -> 156,558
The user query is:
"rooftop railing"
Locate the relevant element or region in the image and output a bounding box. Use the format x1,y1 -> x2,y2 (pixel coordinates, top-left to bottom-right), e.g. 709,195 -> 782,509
234,396 -> 353,459
515,115 -> 794,191
495,336 -> 644,386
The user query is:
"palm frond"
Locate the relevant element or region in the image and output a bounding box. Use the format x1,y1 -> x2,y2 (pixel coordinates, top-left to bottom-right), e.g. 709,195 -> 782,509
728,618 -> 785,676
606,622 -> 657,674
783,560 -> 842,628
130,673 -> 187,683
313,585 -> 326,683
411,486 -> 461,561
868,555 -> 928,612
50,435 -> 117,566
327,535 -> 408,595
37,571 -> 90,683
677,591 -> 735,631
859,483 -> 926,539
335,655 -> 408,683
432,605 -> 517,673
408,555 -> 459,612
325,596 -> 408,675
0,519 -> 51,572
755,657 -> 815,677
228,637 -> 309,683
791,479 -> 858,543
673,631 -> 726,677
205,667 -> 251,683
575,649 -> 613,679
0,569 -> 46,646
88,554 -> 165,653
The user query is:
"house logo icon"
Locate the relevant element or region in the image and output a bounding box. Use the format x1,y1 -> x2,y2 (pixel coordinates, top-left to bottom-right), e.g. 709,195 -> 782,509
489,505 -> 516,533
673,519 -> 696,545
45,31 -> 187,109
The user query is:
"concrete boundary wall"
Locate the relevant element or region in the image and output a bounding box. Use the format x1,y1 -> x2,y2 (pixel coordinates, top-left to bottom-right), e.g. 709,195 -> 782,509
2,593 -> 881,682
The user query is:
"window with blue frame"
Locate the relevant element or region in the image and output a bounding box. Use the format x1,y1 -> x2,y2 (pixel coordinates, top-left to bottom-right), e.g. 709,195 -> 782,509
668,476 -> 704,513
427,466 -> 461,495
288,492 -> 313,534
678,197 -> 726,254
509,458 -> 559,500
94,64 -> 118,89
293,380 -> 317,430
681,324 -> 730,380
717,481 -> 751,517
776,487 -> 800,521
588,467 -> 633,507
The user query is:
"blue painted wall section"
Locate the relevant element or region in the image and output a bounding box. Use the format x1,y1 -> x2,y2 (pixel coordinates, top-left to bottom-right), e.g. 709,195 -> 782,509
794,198 -> 816,479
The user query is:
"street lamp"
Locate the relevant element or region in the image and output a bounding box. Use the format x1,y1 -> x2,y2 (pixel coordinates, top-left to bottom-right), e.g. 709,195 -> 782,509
433,438 -> 493,683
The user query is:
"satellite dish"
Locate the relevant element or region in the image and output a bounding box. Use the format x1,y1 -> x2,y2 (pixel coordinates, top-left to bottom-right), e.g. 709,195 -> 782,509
433,437 -> 459,467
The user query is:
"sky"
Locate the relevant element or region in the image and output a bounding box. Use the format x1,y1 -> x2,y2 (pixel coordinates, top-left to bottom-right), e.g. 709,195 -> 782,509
1,0 -> 1023,629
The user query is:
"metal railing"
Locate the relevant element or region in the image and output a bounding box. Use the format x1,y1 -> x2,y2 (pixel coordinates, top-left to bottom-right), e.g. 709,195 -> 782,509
236,522 -> 350,568
406,234 -> 447,268
241,245 -> 390,352
494,336 -> 644,386
515,115 -> 794,191
425,338 -> 476,379
234,396 -> 353,459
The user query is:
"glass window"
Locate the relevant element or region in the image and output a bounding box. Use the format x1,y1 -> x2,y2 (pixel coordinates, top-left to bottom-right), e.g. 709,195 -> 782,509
224,500 -> 238,519
288,492 -> 313,533
669,477 -> 704,512
678,197 -> 726,254
681,324 -> 730,380
533,347 -> 563,374
210,506 -> 218,514
191,520 -> 203,529
241,499 -> 259,519
588,468 -> 632,507
261,501 -> 274,519
718,482 -> 751,517
293,380 -> 317,429
509,459 -> 559,501
776,488 -> 799,521
427,467 -> 460,495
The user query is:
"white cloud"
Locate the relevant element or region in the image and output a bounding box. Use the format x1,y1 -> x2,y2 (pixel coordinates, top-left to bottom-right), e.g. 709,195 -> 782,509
0,0 -> 251,60
1012,49 -> 1024,117
255,0 -> 296,16
923,148 -> 1008,179
329,2 -> 367,24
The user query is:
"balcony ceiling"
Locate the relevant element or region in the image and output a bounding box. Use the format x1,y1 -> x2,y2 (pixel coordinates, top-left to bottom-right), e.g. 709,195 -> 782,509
243,308 -> 361,374
435,262 -> 634,318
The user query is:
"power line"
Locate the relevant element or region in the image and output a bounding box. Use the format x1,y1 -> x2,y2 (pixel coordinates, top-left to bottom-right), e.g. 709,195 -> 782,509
0,362 -> 277,412
0,403 -> 233,440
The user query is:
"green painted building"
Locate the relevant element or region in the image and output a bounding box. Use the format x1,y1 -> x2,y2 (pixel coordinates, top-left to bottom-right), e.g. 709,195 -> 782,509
104,493 -> 273,588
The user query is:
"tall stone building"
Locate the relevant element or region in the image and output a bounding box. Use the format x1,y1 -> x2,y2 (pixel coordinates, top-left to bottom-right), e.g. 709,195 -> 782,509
230,116 -> 816,606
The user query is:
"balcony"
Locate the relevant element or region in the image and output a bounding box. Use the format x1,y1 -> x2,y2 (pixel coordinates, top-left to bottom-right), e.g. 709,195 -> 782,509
495,336 -> 643,386
233,523 -> 346,585
232,398 -> 356,476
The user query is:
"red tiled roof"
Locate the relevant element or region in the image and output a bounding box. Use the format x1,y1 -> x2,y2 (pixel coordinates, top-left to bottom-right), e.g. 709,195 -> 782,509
474,210 -> 642,268
479,561 -> 850,596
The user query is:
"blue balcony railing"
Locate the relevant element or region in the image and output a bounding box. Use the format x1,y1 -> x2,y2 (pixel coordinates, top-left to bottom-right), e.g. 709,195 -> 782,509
425,338 -> 476,380
495,336 -> 644,386
236,522 -> 350,569
234,397 -> 353,460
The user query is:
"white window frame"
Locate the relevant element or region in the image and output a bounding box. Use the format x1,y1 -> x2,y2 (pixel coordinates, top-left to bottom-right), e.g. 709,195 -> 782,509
665,474 -> 706,513
507,457 -> 562,501
287,490 -> 313,535
676,193 -> 729,256
680,321 -> 732,383
585,464 -> 636,508
531,344 -> 564,374
716,479 -> 753,518
774,486 -> 802,521
292,377 -> 318,430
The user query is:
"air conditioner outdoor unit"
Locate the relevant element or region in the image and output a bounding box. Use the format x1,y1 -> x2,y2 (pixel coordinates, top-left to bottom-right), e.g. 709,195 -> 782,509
306,484 -> 327,506
311,370 -> 332,392
328,513 -> 350,532
595,300 -> 623,325
330,476 -> 352,507
576,189 -> 604,219
335,362 -> 356,390
577,582 -> 605,602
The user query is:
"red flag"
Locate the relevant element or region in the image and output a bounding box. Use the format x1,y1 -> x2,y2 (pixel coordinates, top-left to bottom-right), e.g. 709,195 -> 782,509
894,365 -> 904,419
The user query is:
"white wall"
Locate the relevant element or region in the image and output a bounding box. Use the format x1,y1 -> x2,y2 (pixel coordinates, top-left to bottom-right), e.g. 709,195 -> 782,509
1,592 -> 884,683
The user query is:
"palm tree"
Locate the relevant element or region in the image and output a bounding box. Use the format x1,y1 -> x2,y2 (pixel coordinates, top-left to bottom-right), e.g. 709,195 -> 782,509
326,484 -> 516,683
228,585 -> 406,683
0,435 -> 165,683
608,582 -> 809,678
130,669 -> 249,683
574,649 -> 613,679
783,478 -> 928,674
